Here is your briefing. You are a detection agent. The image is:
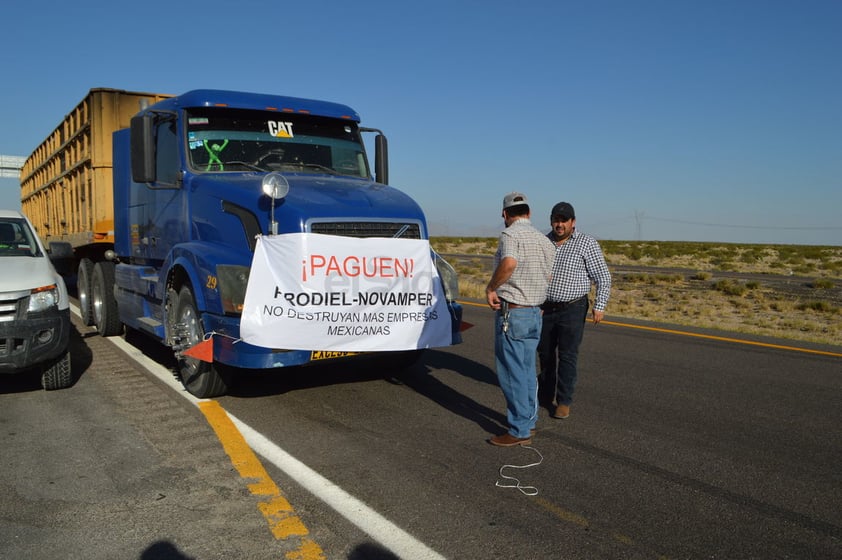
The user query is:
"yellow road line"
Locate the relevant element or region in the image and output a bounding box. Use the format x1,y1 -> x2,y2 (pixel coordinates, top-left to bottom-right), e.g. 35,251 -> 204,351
457,300 -> 842,358
534,497 -> 670,559
533,496 -> 589,528
458,300 -> 491,309
198,400 -> 326,560
599,320 -> 842,357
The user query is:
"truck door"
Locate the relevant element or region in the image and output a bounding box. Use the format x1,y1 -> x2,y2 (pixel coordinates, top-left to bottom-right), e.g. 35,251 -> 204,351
131,116 -> 185,264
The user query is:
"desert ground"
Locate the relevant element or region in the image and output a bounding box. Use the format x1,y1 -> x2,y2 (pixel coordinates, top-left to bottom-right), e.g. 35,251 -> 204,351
432,238 -> 842,348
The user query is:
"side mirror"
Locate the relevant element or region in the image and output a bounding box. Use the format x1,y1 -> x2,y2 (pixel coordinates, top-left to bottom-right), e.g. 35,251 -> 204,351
130,114 -> 156,183
374,134 -> 389,185
48,241 -> 74,276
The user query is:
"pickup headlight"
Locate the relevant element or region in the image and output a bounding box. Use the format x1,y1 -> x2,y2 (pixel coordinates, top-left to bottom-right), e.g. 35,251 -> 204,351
28,284 -> 60,313
217,265 -> 251,314
433,252 -> 459,301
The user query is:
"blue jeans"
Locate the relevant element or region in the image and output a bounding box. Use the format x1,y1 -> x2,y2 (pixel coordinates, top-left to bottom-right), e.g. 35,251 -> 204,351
495,306 -> 542,438
538,297 -> 589,406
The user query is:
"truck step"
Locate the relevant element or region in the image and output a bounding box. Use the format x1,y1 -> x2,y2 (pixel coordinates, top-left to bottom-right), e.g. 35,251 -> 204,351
137,317 -> 162,328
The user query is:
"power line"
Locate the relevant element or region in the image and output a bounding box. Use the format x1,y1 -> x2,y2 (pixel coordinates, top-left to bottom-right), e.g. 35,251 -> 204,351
646,216 -> 842,231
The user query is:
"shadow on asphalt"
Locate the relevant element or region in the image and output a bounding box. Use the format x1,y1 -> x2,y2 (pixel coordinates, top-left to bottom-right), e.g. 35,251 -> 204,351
224,348 -> 495,398
223,348 -> 507,435
137,539 -> 401,559
0,323 -> 92,394
58,311 -> 508,435
405,350 -> 507,435
223,351 -> 435,397
348,542 -> 401,559
139,541 -> 194,559
0,369 -> 42,394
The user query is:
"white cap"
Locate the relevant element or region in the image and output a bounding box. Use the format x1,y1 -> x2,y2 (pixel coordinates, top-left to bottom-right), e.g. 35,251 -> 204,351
502,191 -> 529,210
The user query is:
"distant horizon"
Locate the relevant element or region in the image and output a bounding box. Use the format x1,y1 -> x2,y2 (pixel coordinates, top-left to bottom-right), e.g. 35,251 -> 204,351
425,215 -> 842,246
429,230 -> 842,247
3,174 -> 836,247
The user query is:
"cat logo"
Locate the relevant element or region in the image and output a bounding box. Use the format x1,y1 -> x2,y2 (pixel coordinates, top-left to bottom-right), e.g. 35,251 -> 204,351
268,121 -> 294,138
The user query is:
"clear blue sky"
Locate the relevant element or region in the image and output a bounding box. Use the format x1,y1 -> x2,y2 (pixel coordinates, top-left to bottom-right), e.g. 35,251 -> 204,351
1,0 -> 840,245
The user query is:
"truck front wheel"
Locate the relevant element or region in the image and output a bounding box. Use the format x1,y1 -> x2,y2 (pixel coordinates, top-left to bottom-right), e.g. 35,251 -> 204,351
173,286 -> 230,398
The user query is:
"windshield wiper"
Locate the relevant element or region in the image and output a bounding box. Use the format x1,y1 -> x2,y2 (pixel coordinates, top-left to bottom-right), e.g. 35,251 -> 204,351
224,161 -> 265,172
296,163 -> 339,175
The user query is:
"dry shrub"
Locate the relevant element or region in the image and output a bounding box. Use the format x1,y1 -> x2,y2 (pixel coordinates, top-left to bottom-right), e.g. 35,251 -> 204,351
812,278 -> 834,289
797,301 -> 838,313
714,279 -> 747,296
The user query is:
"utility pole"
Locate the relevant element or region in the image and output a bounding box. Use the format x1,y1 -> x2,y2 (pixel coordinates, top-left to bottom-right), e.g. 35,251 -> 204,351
634,210 -> 645,240
0,155 -> 25,178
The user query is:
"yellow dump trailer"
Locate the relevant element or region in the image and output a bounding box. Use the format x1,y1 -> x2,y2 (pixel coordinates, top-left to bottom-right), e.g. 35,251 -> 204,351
20,88 -> 171,254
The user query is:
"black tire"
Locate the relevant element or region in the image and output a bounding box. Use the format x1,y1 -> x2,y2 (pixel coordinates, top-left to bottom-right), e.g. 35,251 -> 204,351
173,285 -> 229,398
92,261 -> 122,336
77,258 -> 95,326
41,351 -> 72,390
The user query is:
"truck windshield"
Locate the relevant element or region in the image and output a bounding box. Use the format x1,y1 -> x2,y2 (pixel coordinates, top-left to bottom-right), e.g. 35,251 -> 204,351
0,218 -> 42,257
185,108 -> 370,178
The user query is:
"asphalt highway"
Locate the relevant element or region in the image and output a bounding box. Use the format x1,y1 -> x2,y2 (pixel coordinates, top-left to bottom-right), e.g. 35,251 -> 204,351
1,302 -> 840,559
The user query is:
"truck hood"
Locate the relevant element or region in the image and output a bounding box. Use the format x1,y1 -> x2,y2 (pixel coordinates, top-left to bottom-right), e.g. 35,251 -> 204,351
0,255 -> 63,293
194,173 -> 428,232
281,175 -> 423,213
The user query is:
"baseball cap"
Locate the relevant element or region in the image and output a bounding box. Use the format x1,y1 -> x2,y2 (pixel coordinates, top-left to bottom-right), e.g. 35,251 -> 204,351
503,192 -> 529,210
551,201 -> 575,221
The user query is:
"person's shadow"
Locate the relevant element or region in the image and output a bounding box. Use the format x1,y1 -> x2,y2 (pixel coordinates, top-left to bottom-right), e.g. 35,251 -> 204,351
348,541 -> 401,559
139,539 -> 405,559
139,541 -> 193,559
397,348 -> 508,435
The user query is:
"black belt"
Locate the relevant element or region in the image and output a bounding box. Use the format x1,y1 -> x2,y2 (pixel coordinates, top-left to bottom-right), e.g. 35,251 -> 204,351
501,299 -> 538,309
540,295 -> 587,312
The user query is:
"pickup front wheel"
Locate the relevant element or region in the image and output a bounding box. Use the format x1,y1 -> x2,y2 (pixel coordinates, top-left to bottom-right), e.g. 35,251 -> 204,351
41,351 -> 72,390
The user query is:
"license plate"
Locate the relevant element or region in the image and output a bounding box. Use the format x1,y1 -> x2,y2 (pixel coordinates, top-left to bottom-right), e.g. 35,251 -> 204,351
310,350 -> 363,361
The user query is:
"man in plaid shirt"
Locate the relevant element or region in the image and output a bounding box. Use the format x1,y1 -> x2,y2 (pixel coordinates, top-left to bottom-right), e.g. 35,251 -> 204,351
486,192 -> 556,446
538,201 -> 612,420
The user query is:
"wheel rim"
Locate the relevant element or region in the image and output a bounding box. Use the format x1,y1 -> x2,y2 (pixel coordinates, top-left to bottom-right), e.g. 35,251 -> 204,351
92,275 -> 104,326
78,272 -> 89,317
180,301 -> 203,376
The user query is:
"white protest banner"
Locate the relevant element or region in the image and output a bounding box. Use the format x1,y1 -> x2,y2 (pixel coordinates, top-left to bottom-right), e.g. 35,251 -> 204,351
240,233 -> 453,351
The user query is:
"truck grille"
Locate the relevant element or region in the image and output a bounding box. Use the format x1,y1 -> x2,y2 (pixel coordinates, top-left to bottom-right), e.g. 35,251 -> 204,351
309,222 -> 422,239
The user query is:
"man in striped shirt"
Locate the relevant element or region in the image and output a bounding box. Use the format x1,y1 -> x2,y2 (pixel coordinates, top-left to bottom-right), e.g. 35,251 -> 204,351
538,201 -> 612,420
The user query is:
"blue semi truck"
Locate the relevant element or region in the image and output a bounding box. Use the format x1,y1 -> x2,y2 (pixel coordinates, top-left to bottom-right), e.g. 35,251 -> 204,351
21,88 -> 462,397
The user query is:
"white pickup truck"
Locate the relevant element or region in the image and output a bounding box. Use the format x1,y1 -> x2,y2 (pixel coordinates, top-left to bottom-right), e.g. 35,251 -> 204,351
0,209 -> 72,389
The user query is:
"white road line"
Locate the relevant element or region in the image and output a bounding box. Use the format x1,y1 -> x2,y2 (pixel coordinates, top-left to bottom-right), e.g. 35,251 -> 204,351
99,322 -> 446,560
233,418 -> 447,560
